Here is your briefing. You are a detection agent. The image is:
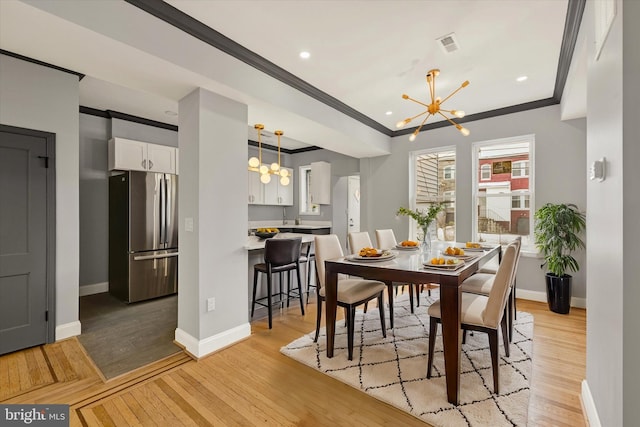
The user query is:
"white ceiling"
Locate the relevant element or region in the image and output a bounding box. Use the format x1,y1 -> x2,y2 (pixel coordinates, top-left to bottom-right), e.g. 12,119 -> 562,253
0,0 -> 586,156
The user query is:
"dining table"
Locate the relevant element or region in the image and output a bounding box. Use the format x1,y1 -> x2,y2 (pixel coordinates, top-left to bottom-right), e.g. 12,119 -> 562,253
323,241 -> 502,405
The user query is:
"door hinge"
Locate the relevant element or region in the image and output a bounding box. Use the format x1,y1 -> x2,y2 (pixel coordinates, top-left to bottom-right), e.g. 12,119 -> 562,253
45,310 -> 49,322
38,155 -> 49,168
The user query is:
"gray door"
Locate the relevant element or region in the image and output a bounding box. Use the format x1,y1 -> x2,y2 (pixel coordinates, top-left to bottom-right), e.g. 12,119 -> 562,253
0,128 -> 51,354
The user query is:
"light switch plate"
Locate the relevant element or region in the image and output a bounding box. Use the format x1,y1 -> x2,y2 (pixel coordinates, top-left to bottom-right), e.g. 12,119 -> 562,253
185,217 -> 194,232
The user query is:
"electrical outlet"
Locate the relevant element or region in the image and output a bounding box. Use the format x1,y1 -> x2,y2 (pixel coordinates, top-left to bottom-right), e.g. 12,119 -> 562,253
207,297 -> 215,312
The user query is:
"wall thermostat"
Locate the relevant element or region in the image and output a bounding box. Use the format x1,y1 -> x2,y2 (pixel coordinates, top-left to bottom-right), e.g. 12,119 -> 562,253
589,157 -> 606,182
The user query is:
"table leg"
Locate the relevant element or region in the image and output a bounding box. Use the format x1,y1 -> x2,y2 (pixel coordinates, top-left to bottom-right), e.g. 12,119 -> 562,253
439,278 -> 462,405
386,281 -> 394,329
325,263 -> 338,358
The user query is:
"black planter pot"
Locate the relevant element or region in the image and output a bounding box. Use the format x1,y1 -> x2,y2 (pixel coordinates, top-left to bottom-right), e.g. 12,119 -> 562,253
545,273 -> 572,314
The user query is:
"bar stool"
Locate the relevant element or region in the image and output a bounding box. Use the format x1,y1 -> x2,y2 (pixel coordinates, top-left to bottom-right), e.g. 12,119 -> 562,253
251,237 -> 304,329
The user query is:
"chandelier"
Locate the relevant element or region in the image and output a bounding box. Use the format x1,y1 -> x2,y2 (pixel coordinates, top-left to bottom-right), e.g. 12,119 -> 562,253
397,69 -> 470,141
248,124 -> 290,185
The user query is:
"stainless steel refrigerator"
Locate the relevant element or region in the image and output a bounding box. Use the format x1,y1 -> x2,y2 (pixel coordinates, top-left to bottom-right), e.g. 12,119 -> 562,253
109,171 -> 178,303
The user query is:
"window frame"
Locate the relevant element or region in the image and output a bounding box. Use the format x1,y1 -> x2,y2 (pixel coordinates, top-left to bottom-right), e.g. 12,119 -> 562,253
298,165 -> 320,215
472,134 -> 535,248
511,160 -> 530,178
409,146 -> 457,242
480,163 -> 492,180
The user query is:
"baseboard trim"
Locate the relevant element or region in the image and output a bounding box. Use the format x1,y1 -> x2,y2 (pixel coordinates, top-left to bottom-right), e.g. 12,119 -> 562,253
56,320 -> 81,341
581,379 -> 602,427
79,282 -> 109,296
174,323 -> 251,359
516,289 -> 586,309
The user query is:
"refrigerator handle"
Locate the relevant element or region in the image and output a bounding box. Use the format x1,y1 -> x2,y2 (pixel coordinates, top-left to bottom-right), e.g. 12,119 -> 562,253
159,175 -> 166,248
164,175 -> 171,247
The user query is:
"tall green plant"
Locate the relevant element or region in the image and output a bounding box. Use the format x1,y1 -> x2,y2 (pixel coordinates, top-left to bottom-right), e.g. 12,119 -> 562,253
534,203 -> 586,277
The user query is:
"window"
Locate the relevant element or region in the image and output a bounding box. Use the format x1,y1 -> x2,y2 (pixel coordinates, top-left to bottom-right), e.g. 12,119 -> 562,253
473,135 -> 534,247
481,164 -> 491,180
512,160 -> 529,178
443,166 -> 455,180
410,148 -> 456,242
299,165 -> 320,215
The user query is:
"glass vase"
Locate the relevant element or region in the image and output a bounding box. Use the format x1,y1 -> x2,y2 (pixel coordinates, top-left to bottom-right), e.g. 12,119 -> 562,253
420,226 -> 432,255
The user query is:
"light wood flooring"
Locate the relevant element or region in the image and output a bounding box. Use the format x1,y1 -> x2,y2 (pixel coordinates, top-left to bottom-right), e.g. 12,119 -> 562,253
1,295 -> 586,426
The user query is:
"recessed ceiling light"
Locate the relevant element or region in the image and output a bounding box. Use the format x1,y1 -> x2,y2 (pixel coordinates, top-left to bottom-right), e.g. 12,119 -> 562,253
516,76 -> 528,82
385,111 -> 393,115
164,110 -> 178,116
299,51 -> 310,59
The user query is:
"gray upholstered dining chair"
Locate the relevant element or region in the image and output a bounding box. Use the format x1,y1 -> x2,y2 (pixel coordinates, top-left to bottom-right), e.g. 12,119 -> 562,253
426,240 -> 518,394
460,237 -> 522,341
375,228 -> 431,307
313,234 -> 387,360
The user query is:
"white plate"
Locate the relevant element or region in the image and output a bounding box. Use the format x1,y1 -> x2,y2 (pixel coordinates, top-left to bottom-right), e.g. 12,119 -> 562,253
423,259 -> 465,269
395,244 -> 419,251
349,253 -> 396,262
461,246 -> 485,252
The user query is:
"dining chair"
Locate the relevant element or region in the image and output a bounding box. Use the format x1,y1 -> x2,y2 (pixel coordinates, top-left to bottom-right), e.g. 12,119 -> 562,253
251,237 -> 305,329
460,237 -> 522,341
375,228 -> 431,307
426,241 -> 518,393
348,231 -> 374,255
313,234 -> 387,360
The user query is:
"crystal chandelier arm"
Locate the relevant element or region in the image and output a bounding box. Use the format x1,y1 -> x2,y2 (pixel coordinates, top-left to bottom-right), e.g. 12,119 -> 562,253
438,80 -> 469,106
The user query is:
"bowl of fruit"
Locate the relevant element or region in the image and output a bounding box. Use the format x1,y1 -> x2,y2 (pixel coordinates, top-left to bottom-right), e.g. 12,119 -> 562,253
255,228 -> 279,239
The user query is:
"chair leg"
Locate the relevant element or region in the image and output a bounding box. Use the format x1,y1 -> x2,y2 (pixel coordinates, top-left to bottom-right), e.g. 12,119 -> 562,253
295,265 -> 305,316
508,289 -> 515,342
266,268 -> 273,329
386,282 -> 394,329
415,284 -> 421,307
501,315 -> 510,357
251,270 -> 259,318
408,283 -> 415,314
284,271 -> 290,308
462,329 -> 467,344
427,317 -> 438,378
346,306 -> 355,361
314,298 -> 323,342
377,293 -> 387,337
363,302 -> 368,313
489,329 -> 500,394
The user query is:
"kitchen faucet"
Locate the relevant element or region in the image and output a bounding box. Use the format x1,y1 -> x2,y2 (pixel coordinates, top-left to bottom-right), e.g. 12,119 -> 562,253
282,207 -> 287,225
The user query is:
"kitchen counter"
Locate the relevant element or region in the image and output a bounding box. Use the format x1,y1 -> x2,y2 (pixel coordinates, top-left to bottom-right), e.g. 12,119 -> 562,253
245,232 -> 316,250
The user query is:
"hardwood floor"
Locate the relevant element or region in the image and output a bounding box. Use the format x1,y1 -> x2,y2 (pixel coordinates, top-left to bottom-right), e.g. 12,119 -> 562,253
1,296 -> 586,426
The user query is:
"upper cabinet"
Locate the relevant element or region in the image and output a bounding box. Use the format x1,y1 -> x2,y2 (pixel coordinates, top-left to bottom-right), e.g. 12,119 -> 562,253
310,161 -> 331,205
248,166 -> 293,206
109,137 -> 178,174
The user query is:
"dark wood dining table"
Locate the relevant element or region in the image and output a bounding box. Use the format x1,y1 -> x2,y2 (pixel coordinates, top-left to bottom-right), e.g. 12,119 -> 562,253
323,242 -> 501,405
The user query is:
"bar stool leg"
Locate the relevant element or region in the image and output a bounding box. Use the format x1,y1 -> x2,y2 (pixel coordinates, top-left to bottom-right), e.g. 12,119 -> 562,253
251,269 -> 259,318
267,266 -> 273,329
296,264 -> 305,315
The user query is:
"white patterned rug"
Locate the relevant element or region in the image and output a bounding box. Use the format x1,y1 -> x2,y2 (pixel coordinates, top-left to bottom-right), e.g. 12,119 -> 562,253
281,291 -> 533,426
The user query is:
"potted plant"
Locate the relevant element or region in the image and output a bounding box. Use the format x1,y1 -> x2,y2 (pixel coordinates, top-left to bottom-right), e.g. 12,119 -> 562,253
534,203 -> 586,314
396,203 -> 444,253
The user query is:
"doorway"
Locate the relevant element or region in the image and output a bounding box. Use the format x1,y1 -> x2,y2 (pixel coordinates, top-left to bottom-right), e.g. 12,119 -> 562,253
332,175 -> 360,252
0,125 -> 56,355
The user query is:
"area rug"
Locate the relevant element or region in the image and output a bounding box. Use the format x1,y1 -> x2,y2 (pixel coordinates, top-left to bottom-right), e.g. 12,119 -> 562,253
281,291 -> 533,426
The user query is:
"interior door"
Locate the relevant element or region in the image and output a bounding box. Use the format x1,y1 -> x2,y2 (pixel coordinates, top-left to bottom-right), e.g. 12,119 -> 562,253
0,127 -> 51,355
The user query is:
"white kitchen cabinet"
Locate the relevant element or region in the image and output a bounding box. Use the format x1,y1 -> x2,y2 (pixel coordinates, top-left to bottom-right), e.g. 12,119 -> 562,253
248,170 -> 264,204
310,161 -> 331,205
248,166 -> 293,206
108,137 -> 177,174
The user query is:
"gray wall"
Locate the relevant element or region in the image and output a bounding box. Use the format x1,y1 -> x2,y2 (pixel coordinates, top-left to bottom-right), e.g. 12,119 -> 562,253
78,114 -> 179,289
361,104 -> 587,299
0,54 -> 80,334
585,0 -> 639,424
